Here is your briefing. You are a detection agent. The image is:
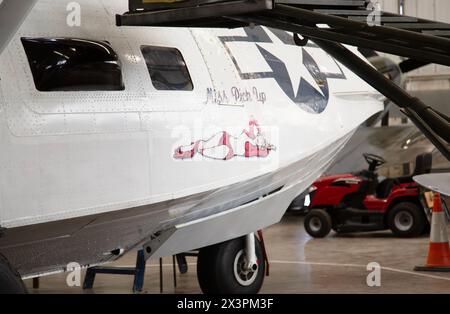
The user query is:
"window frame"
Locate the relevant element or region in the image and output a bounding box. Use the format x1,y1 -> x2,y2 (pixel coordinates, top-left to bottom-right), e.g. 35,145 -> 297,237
140,45 -> 194,92
21,37 -> 126,92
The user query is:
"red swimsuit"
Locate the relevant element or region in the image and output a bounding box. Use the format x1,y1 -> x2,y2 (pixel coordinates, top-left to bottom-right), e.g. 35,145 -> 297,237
174,120 -> 271,160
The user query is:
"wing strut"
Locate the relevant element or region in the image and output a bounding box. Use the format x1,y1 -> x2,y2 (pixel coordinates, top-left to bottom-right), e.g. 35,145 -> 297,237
308,38 -> 450,161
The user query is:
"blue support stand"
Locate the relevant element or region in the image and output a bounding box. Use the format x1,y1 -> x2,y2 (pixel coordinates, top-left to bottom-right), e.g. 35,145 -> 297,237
83,250 -> 146,293
176,254 -> 188,274
82,250 -> 197,293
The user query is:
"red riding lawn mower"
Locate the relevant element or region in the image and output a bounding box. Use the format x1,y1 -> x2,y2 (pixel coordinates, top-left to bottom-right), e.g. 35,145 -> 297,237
302,153 -> 437,238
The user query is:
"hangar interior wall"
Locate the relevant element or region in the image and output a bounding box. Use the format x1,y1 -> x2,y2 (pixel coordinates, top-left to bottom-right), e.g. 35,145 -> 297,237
378,0 -> 450,79
367,1 -> 450,174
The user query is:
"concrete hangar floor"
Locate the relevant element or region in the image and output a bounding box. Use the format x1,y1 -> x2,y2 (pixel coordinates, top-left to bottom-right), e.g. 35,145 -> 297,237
25,212 -> 450,294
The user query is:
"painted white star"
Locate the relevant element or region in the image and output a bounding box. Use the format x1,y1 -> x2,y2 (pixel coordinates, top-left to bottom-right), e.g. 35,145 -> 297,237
258,30 -> 324,97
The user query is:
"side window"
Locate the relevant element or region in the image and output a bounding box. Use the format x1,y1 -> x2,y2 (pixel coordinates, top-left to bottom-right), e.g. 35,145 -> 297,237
141,46 -> 193,91
21,38 -> 125,92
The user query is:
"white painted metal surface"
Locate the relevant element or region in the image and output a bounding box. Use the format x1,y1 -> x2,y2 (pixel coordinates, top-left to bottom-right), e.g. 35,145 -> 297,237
0,0 -> 38,54
414,174 -> 450,196
0,0 -> 383,277
148,131 -> 352,259
0,0 -> 382,229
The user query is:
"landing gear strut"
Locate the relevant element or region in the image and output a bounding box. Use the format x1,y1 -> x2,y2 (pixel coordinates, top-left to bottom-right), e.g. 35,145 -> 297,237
245,233 -> 258,272
197,234 -> 265,294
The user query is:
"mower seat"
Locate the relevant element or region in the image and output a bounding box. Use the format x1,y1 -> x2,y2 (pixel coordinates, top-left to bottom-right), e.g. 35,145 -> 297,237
421,153 -> 433,175
396,153 -> 433,184
376,178 -> 395,199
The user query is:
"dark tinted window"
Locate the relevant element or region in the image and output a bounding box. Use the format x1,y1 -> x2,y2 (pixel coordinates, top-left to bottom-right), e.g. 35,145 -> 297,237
21,38 -> 125,91
141,46 -> 193,91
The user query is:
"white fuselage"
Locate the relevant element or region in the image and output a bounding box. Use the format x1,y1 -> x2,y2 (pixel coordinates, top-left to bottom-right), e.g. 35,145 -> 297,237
0,0 -> 382,276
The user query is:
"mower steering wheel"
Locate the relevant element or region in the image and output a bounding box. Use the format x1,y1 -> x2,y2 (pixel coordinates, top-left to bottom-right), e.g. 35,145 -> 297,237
363,153 -> 386,172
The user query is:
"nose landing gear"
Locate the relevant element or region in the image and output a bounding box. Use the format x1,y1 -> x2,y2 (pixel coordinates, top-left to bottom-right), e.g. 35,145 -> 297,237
197,234 -> 266,294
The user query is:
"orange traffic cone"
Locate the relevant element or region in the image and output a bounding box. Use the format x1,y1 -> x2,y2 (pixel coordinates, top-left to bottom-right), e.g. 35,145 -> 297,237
415,193 -> 450,272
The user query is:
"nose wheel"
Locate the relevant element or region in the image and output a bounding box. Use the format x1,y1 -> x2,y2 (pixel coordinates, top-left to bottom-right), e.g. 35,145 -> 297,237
197,235 -> 265,294
234,249 -> 259,286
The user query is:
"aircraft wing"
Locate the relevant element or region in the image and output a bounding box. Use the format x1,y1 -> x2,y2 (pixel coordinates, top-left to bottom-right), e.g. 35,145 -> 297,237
326,125 -> 438,175
0,0 -> 38,55
415,174 -> 450,197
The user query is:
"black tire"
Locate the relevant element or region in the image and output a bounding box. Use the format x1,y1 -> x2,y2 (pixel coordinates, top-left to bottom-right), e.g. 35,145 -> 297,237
197,236 -> 265,294
0,253 -> 27,294
304,209 -> 332,238
388,202 -> 426,238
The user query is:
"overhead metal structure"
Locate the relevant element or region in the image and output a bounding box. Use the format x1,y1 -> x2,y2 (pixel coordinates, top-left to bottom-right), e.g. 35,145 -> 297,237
117,0 -> 450,67
118,0 -> 450,160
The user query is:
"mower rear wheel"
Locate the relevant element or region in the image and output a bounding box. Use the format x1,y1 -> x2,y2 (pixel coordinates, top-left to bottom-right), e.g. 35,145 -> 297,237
388,202 -> 425,238
304,209 -> 332,238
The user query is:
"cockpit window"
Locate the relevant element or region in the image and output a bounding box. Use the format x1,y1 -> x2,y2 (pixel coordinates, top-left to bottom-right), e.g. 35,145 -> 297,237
21,38 -> 125,92
140,46 -> 193,91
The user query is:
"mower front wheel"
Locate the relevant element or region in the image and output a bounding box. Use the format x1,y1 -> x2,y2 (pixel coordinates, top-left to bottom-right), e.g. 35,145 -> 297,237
304,209 -> 332,238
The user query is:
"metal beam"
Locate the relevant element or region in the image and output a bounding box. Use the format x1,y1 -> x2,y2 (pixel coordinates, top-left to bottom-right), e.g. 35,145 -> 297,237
117,0 -> 272,27
273,4 -> 450,50
232,15 -> 450,66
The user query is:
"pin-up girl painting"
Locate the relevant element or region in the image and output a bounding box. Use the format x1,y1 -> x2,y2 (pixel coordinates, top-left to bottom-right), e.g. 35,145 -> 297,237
174,120 -> 276,160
